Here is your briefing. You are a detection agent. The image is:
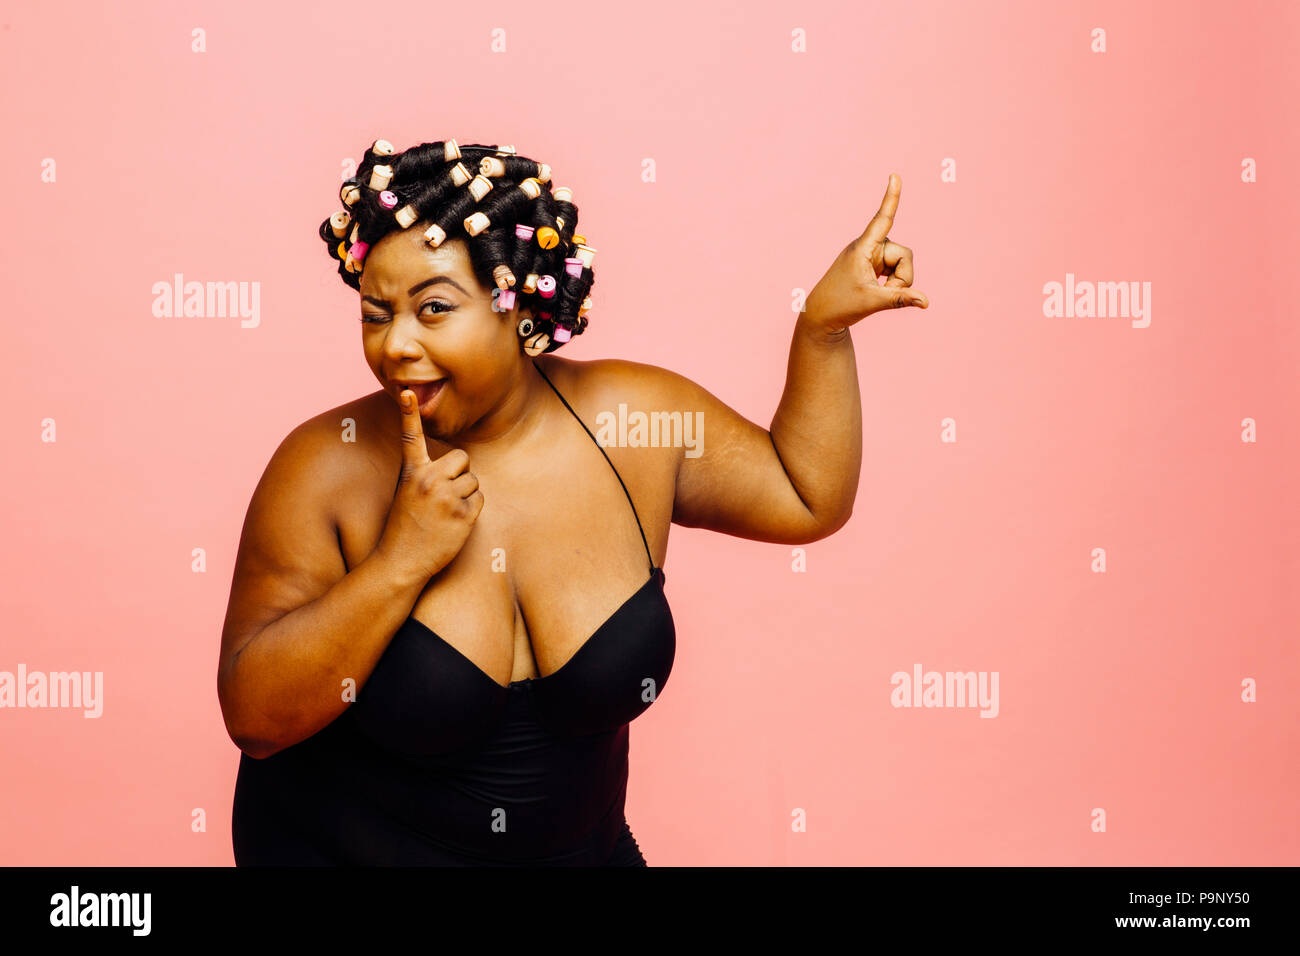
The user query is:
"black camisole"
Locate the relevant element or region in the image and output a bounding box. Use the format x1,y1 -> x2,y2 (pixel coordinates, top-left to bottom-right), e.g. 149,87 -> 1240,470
231,360 -> 676,866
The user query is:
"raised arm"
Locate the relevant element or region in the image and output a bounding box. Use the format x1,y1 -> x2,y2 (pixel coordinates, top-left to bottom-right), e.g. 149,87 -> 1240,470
670,173 -> 930,544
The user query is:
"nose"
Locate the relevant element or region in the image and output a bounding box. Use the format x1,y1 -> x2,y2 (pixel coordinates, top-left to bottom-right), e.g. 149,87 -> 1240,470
380,312 -> 426,360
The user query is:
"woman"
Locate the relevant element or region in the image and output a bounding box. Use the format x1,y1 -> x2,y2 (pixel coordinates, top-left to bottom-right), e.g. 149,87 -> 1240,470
218,138 -> 928,866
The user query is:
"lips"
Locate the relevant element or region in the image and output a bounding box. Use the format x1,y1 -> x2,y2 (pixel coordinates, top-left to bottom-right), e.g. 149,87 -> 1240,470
394,380 -> 445,406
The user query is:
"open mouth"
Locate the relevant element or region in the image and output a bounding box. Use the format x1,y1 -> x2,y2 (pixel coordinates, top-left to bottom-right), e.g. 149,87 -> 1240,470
394,380 -> 446,409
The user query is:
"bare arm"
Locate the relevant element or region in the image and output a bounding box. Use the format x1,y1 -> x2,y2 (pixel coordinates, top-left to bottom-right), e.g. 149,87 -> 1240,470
216,423 -> 428,759
767,314 -> 863,531
668,173 -> 927,543
219,549 -> 428,760
658,316 -> 860,544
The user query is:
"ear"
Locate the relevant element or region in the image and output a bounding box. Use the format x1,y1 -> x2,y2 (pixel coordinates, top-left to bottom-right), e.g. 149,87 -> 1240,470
508,302 -> 534,329
508,301 -> 533,346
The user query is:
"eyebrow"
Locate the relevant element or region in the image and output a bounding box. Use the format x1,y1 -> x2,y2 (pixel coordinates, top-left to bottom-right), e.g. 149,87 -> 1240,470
361,275 -> 469,306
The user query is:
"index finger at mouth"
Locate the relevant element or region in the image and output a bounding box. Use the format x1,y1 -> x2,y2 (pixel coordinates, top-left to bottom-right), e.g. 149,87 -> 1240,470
398,389 -> 432,467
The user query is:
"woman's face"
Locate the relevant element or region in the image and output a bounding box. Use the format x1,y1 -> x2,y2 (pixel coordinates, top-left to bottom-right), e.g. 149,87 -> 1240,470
359,229 -> 531,440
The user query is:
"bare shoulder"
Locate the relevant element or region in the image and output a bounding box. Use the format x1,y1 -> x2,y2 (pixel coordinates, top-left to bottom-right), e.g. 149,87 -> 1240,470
267,390 -> 393,523
221,391 -> 386,688
535,353 -> 699,409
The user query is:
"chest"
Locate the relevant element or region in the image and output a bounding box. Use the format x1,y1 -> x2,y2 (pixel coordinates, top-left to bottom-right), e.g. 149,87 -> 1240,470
335,419 -> 674,686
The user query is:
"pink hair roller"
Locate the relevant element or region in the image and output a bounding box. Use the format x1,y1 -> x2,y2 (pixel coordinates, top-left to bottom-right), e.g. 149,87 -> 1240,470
378,190 -> 398,209
537,275 -> 557,299
515,224 -> 535,242
497,289 -> 517,311
349,240 -> 369,262
564,257 -> 583,278
552,326 -> 572,343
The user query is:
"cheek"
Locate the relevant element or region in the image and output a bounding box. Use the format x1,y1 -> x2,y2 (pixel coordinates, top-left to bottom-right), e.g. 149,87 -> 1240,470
462,315 -> 518,369
444,322 -> 513,389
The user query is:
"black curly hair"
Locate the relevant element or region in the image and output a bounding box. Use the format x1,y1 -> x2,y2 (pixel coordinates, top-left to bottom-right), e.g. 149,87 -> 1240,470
318,138 -> 595,355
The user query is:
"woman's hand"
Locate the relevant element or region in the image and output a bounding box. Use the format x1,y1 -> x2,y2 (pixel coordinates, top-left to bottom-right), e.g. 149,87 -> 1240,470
802,173 -> 929,335
375,390 -> 485,583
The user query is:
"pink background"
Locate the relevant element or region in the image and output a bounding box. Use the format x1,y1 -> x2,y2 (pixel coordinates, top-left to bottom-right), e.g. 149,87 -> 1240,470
2,0 -> 1297,865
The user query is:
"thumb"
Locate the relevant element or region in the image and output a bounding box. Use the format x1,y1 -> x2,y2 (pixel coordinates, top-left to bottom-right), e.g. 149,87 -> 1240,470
873,281 -> 929,311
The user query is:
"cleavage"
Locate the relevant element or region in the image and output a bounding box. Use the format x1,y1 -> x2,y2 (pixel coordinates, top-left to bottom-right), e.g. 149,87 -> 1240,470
406,539 -> 655,688
408,567 -> 660,690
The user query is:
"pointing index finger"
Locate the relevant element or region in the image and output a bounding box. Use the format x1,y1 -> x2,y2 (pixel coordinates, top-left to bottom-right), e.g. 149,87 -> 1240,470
398,389 -> 432,472
861,173 -> 901,245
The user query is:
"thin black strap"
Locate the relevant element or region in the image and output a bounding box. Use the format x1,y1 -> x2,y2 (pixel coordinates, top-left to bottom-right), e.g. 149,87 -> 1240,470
532,359 -> 655,572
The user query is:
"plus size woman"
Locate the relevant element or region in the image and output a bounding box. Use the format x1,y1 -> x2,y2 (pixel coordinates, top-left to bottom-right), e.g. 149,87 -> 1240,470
217,138 -> 928,866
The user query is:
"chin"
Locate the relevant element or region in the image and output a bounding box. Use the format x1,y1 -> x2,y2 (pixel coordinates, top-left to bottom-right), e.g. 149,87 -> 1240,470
422,416 -> 454,441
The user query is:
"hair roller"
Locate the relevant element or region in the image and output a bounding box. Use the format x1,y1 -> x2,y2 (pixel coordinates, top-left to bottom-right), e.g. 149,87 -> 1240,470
509,224 -> 536,288
474,227 -> 516,290
550,189 -> 579,246
522,331 -> 552,357
555,266 -> 589,323
525,244 -> 551,291
318,216 -> 348,262
368,164 -> 394,190
467,174 -> 493,203
322,211 -> 351,241
321,137 -> 594,349
524,186 -> 557,232
464,181 -> 536,237
570,236 -> 596,269
387,141 -> 457,181
318,209 -> 364,290
479,155 -> 548,182
392,163 -> 469,232
421,186 -> 477,248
